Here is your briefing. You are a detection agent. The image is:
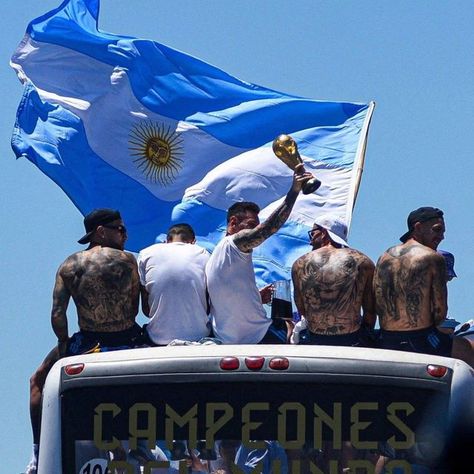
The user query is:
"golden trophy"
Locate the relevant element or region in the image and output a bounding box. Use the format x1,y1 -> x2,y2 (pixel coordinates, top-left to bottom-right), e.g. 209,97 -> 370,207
272,134 -> 321,194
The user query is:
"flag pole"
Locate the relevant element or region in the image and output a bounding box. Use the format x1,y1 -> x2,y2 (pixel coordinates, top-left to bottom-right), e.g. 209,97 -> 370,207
351,100 -> 376,211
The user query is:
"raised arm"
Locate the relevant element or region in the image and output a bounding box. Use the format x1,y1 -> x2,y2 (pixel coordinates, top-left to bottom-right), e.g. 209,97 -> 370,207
431,253 -> 448,326
51,263 -> 71,356
234,164 -> 313,253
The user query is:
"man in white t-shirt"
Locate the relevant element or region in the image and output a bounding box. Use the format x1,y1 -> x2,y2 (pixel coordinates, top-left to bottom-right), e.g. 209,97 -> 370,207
206,164 -> 313,344
138,223 -> 210,345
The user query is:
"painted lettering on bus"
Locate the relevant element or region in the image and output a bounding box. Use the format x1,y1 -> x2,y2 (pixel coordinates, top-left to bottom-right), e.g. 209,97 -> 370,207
93,401 -> 415,450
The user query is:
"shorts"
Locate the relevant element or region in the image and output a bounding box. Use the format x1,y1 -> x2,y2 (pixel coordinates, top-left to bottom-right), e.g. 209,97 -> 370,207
378,326 -> 452,357
66,323 -> 143,356
298,326 -> 373,347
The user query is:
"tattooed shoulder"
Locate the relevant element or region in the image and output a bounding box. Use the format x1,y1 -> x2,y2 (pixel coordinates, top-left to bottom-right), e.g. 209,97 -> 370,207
347,249 -> 373,264
386,245 -> 404,257
123,250 -> 139,266
96,248 -> 135,264
58,252 -> 82,276
355,252 -> 375,274
292,253 -> 310,270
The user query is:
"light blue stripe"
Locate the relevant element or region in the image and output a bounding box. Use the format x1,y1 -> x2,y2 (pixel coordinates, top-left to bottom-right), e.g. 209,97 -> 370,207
11,83 -> 178,251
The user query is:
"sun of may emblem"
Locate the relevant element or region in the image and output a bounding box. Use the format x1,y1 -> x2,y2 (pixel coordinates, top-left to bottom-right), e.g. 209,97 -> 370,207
129,121 -> 184,185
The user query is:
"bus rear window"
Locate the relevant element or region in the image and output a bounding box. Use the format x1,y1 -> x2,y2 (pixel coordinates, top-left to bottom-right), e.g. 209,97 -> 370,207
62,381 -> 449,473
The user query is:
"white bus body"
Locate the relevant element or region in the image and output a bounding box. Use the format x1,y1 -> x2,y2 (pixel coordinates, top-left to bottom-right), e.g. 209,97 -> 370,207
38,345 -> 473,473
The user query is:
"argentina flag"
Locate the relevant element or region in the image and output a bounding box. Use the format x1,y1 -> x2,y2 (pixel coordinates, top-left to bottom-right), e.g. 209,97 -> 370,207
11,0 -> 374,285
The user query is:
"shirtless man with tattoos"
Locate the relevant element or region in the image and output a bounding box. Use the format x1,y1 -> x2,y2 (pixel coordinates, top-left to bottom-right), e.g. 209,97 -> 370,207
291,214 -> 376,346
374,207 -> 473,365
26,209 -> 141,474
205,163 -> 313,344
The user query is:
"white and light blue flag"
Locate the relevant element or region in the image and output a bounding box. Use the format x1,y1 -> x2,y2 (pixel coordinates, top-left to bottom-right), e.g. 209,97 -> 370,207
11,0 -> 374,285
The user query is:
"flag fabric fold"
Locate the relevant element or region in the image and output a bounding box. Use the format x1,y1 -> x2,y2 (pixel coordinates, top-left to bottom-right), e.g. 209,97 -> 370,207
11,0 -> 374,285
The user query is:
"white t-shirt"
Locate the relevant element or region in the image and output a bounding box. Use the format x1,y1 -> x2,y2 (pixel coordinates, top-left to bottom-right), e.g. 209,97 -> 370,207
137,242 -> 210,345
206,236 -> 270,343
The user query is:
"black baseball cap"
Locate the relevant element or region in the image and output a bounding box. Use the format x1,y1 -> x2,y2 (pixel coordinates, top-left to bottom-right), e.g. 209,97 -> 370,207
78,208 -> 122,244
400,206 -> 444,243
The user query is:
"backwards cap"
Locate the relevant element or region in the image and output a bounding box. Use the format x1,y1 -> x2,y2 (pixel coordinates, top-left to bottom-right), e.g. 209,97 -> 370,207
400,207 -> 443,243
78,208 -> 121,244
313,214 -> 348,247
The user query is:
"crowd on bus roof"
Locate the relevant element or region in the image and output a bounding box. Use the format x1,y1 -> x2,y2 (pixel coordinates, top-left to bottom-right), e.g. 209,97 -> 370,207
24,165 -> 473,474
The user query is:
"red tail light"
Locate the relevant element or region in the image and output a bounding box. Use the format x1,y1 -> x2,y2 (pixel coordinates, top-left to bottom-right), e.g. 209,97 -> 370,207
64,363 -> 85,376
426,364 -> 448,378
245,357 -> 265,370
220,357 -> 239,370
269,357 -> 289,370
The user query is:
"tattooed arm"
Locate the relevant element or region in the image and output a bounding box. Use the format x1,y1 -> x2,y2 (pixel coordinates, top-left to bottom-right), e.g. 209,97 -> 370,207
431,253 -> 448,326
127,252 -> 140,319
373,252 -> 398,326
291,257 -> 306,317
51,261 -> 72,356
361,258 -> 376,329
234,164 -> 313,253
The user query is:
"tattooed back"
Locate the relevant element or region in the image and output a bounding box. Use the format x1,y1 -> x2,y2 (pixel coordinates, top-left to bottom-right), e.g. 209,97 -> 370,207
57,247 -> 139,332
292,247 -> 374,335
373,243 -> 447,331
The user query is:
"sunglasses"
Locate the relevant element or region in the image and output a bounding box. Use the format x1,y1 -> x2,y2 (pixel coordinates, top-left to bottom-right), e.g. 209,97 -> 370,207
307,226 -> 323,239
102,224 -> 127,234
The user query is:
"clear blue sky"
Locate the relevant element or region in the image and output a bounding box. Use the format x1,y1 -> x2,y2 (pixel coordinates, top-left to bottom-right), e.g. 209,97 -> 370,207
1,1 -> 473,471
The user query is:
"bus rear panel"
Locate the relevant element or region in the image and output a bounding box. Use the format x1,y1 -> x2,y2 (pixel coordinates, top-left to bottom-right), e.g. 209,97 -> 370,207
38,346 -> 474,474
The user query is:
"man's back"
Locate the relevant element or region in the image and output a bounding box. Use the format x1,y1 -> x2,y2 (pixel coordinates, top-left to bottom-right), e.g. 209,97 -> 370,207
138,242 -> 210,344
59,246 -> 139,332
374,242 -> 447,331
292,247 -> 374,335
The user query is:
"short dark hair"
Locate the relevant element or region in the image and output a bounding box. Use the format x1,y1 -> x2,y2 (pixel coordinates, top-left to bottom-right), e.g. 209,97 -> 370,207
227,202 -> 260,223
167,223 -> 195,242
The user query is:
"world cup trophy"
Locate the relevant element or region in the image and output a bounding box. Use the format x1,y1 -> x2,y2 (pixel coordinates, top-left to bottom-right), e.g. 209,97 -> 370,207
272,134 -> 321,194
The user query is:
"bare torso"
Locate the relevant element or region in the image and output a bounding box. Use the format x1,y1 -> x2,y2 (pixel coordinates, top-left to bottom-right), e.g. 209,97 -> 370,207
56,247 -> 139,332
373,242 -> 447,331
292,247 -> 375,335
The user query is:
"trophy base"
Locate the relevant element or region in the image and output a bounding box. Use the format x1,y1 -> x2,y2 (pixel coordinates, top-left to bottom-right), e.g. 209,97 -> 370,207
302,178 -> 321,195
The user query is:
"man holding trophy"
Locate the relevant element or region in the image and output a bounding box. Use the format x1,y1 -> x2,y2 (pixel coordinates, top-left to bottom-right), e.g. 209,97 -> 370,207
205,135 -> 319,344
